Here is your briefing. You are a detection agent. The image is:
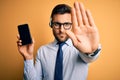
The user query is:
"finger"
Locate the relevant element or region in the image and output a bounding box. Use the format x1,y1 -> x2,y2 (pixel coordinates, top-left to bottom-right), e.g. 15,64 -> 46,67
74,1 -> 83,26
65,30 -> 77,46
86,9 -> 95,26
17,40 -> 22,46
79,2 -> 89,25
17,34 -> 20,39
71,7 -> 78,30
30,37 -> 35,46
16,34 -> 22,46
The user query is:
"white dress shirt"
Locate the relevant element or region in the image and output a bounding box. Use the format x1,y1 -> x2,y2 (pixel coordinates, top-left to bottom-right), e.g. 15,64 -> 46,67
24,39 -> 101,80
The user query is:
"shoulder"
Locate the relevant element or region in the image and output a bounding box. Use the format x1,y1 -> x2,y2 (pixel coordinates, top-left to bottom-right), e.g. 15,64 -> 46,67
38,43 -> 51,51
36,41 -> 57,59
37,41 -> 57,52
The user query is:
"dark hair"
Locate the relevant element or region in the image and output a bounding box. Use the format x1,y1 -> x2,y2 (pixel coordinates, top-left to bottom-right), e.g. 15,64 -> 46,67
50,4 -> 71,27
51,4 -> 71,18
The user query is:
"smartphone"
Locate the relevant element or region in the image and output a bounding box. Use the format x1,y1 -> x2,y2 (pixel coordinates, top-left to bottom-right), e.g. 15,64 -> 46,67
18,24 -> 32,45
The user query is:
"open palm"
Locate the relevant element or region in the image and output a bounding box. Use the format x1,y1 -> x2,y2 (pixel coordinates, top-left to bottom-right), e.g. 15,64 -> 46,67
66,2 -> 99,53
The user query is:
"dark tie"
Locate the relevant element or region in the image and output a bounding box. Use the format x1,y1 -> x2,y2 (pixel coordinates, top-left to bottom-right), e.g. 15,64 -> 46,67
54,42 -> 65,80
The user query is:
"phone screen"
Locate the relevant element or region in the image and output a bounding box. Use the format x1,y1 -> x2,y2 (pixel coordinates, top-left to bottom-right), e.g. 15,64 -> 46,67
18,24 -> 32,45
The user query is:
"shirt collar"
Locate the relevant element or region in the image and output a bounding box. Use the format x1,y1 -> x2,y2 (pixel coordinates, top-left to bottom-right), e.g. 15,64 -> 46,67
65,38 -> 73,46
53,38 -> 73,47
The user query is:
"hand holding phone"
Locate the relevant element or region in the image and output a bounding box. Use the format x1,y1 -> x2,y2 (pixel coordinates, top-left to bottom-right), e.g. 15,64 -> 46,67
18,24 -> 32,45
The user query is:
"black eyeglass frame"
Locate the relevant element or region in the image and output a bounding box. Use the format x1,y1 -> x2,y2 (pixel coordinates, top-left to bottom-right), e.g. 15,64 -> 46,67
51,22 -> 72,30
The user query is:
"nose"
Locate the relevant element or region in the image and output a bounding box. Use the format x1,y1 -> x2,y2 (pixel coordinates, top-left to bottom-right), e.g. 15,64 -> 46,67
60,25 -> 65,32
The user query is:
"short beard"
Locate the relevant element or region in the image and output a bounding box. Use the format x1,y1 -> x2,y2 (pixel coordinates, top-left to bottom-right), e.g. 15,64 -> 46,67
55,36 -> 68,42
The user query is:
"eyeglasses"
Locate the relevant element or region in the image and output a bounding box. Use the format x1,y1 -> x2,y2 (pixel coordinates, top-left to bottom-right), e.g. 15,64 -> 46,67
51,22 -> 72,30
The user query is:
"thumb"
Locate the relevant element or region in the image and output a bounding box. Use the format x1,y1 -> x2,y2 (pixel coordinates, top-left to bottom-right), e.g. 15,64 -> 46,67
65,30 -> 77,46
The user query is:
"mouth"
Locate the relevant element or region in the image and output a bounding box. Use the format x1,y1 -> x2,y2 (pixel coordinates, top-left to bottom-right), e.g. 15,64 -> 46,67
55,33 -> 68,42
59,33 -> 65,37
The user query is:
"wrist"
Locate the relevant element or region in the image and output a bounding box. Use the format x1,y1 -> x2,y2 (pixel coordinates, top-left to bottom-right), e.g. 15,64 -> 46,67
23,54 -> 33,60
85,44 -> 101,56
24,56 -> 33,60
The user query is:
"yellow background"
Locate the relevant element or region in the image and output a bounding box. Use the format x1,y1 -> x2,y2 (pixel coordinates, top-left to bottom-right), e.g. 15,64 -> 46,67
0,0 -> 120,80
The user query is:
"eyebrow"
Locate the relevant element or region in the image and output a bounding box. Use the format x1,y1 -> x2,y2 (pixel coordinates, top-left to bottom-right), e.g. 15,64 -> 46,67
52,22 -> 72,24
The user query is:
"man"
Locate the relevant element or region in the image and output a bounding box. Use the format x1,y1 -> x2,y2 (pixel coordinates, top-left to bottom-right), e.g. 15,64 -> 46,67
17,1 -> 101,80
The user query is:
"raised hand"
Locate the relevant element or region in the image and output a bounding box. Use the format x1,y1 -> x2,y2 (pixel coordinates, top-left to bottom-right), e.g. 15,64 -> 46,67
17,35 -> 34,60
66,2 -> 99,54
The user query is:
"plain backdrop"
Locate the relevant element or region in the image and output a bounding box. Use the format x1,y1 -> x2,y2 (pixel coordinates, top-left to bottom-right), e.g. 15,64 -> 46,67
0,0 -> 120,80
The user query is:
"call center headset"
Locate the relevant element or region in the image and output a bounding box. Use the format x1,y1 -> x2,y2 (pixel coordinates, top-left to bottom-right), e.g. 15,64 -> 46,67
49,17 -> 53,28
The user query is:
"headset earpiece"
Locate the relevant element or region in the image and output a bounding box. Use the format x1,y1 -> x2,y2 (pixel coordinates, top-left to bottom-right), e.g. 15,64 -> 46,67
49,17 -> 52,27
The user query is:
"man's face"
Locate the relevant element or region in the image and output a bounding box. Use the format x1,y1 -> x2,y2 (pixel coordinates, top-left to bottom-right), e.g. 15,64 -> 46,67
52,13 -> 71,42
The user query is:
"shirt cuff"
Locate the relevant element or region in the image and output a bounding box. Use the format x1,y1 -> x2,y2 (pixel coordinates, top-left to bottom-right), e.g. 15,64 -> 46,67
87,44 -> 101,57
24,59 -> 34,70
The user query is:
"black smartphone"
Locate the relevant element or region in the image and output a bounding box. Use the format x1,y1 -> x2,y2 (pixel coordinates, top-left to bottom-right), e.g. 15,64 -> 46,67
18,24 -> 32,45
